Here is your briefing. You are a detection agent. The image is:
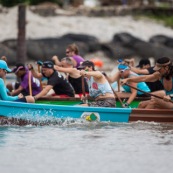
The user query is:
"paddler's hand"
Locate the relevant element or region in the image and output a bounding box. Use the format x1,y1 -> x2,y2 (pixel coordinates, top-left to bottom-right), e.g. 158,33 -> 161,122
124,58 -> 134,64
18,93 -> 24,99
36,60 -> 43,66
80,70 -> 87,76
121,79 -> 128,86
27,64 -> 34,70
122,102 -> 130,108
81,95 -> 88,104
52,55 -> 59,62
163,95 -> 171,102
124,58 -> 135,67
1,56 -> 7,62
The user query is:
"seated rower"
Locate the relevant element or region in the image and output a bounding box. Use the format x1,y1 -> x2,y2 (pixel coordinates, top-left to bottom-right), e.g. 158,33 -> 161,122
79,60 -> 116,107
124,58 -> 164,92
53,57 -> 89,98
0,60 -> 34,103
6,63 -> 41,96
121,57 -> 173,109
107,63 -> 150,108
52,43 -> 84,69
28,61 -> 75,100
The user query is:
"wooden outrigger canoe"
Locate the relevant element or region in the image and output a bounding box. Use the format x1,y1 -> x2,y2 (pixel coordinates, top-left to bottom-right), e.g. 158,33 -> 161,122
0,97 -> 173,125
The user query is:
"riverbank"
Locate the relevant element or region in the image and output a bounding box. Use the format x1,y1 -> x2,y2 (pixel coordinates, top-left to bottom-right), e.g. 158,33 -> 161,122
0,6 -> 173,43
1,6 -> 173,73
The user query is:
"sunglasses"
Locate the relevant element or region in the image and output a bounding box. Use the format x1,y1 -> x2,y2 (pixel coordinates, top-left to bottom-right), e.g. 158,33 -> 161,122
66,51 -> 70,54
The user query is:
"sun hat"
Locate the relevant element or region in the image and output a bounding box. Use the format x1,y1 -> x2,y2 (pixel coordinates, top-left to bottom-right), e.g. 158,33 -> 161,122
0,60 -> 11,72
118,64 -> 130,71
12,63 -> 26,73
42,61 -> 54,69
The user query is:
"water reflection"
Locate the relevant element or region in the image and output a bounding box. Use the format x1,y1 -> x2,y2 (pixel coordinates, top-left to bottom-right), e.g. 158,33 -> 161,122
0,126 -> 9,146
0,121 -> 173,173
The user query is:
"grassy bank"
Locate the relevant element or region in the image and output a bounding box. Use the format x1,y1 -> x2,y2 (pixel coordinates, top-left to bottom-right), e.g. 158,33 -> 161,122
146,14 -> 173,28
134,13 -> 173,29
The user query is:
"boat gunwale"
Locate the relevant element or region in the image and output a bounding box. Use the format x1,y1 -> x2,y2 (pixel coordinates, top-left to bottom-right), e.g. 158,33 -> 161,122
0,100 -> 131,113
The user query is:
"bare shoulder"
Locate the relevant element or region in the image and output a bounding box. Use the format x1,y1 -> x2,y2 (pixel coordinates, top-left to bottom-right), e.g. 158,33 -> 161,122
146,71 -> 160,81
152,71 -> 160,78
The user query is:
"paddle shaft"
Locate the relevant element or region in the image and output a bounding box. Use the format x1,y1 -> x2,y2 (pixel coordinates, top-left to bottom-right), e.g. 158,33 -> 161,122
37,64 -> 43,89
110,84 -> 124,106
81,76 -> 85,97
28,70 -> 32,96
104,75 -> 124,106
125,83 -> 173,103
81,76 -> 88,104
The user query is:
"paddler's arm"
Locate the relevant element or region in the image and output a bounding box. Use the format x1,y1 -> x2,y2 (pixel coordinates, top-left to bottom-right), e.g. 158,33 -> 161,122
80,70 -> 103,79
54,65 -> 76,74
121,72 -> 160,85
10,85 -> 23,96
107,71 -> 120,83
126,82 -> 138,105
130,66 -> 149,75
52,55 -> 61,66
28,64 -> 42,78
33,85 -> 53,100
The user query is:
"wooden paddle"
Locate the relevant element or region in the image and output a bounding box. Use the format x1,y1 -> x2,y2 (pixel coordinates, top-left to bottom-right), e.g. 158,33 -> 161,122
28,70 -> 32,96
37,61 -> 43,89
81,76 -> 88,104
103,72 -> 124,107
109,83 -> 124,107
124,83 -> 173,104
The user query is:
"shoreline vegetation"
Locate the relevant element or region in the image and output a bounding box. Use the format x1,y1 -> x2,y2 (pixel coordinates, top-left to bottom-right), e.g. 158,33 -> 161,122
0,3 -> 173,73
0,1 -> 173,28
140,14 -> 173,28
30,5 -> 173,29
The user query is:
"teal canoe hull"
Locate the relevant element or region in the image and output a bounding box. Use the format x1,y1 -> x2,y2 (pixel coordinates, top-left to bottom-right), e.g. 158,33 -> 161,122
0,100 -> 132,123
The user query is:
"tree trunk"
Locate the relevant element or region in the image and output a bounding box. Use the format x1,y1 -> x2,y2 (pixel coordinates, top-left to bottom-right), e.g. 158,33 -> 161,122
17,5 -> 26,63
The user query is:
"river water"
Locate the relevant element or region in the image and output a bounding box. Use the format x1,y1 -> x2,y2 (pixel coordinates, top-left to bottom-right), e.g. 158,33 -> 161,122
0,121 -> 173,173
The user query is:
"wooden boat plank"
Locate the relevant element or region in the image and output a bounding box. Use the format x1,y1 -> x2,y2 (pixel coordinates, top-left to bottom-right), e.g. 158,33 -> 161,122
129,109 -> 173,122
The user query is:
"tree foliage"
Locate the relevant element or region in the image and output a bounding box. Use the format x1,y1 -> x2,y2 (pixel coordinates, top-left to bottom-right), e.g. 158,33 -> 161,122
0,0 -> 28,7
0,0 -> 63,7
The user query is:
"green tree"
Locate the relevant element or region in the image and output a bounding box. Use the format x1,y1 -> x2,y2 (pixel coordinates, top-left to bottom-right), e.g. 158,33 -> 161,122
0,0 -> 29,7
29,0 -> 59,5
0,0 -> 63,7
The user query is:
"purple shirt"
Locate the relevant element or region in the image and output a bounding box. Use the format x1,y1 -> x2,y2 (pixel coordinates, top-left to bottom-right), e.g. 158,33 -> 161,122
72,55 -> 84,68
20,70 -> 41,96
